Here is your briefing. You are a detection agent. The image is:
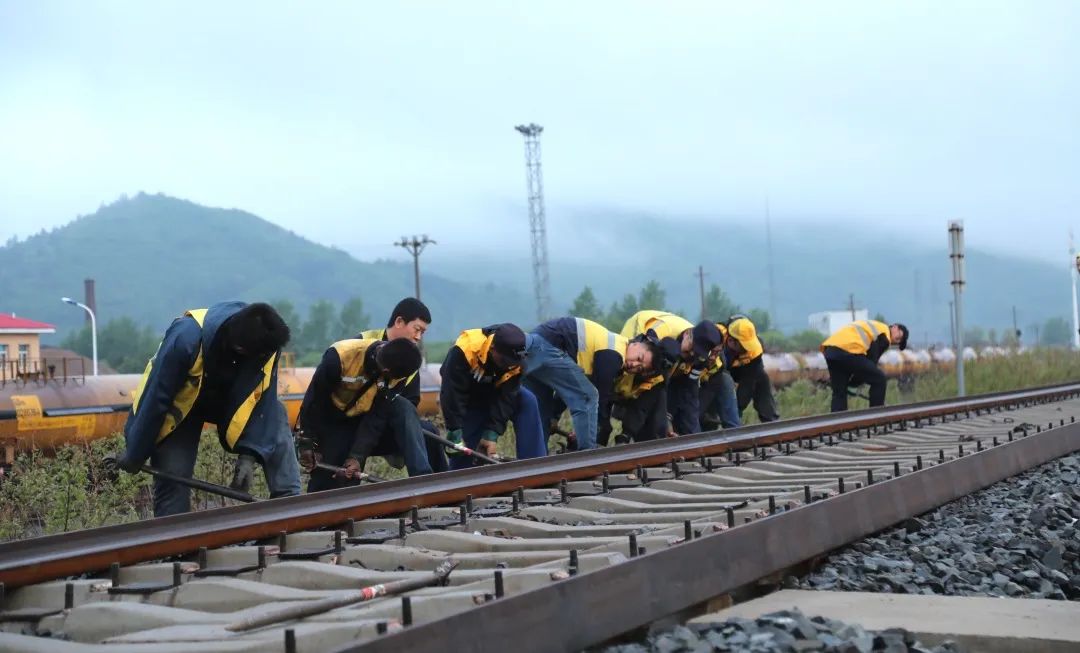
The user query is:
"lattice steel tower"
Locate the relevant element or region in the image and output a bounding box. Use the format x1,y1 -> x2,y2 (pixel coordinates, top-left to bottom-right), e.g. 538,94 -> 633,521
515,123 -> 552,322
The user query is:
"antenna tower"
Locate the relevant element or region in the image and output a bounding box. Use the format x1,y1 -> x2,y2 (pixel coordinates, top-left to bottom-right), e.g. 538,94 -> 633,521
514,123 -> 552,322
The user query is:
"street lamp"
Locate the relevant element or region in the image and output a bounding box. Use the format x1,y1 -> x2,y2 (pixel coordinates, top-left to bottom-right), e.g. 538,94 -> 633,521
61,297 -> 97,376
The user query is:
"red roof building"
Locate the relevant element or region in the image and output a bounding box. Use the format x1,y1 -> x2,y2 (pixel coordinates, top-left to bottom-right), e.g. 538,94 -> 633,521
0,313 -> 56,372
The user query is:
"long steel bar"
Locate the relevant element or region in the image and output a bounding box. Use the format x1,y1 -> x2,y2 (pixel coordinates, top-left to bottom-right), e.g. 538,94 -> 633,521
1,382 -> 1077,588
345,407 -> 1080,653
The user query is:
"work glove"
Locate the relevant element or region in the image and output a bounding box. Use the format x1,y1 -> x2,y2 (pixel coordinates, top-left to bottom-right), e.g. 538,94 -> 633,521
102,452 -> 141,482
478,430 -> 500,458
230,454 -> 257,493
445,429 -> 465,456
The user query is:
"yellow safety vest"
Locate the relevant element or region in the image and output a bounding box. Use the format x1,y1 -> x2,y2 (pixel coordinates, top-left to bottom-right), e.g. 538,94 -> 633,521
821,320 -> 891,356
455,329 -> 520,387
620,310 -> 693,342
726,316 -> 764,368
621,310 -> 695,384
328,338 -> 411,417
573,318 -> 628,375
614,372 -> 663,400
131,308 -> 277,448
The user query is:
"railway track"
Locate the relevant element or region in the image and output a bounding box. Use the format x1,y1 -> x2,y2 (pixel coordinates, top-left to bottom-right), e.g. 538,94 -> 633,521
2,383 -> 1079,652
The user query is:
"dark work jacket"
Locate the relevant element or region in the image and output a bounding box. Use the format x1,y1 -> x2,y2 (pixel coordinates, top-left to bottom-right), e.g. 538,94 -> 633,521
123,301 -> 282,465
439,346 -> 520,436
532,317 -> 624,443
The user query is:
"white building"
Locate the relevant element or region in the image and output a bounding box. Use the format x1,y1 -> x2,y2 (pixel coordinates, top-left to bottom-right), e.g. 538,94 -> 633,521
808,310 -> 868,336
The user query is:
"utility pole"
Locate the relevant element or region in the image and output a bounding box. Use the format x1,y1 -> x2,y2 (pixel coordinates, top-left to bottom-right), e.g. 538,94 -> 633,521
848,293 -> 856,321
1072,232 -> 1080,350
515,123 -> 552,322
948,301 -> 955,351
1011,306 -> 1019,346
394,235 -> 435,301
695,265 -> 707,321
948,221 -> 966,396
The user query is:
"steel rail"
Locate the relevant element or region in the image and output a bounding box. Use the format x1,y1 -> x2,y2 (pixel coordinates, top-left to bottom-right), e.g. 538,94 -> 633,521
1,382 -> 1077,589
345,394 -> 1080,653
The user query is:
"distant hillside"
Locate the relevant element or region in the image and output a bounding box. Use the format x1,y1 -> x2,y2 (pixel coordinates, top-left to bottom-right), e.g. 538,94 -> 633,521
0,193 -> 532,342
423,210 -> 1071,346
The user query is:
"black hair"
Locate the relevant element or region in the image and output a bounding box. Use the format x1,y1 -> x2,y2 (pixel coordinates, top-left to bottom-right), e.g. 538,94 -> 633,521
386,297 -> 432,328
640,338 -> 666,374
226,302 -> 290,356
375,338 -> 423,378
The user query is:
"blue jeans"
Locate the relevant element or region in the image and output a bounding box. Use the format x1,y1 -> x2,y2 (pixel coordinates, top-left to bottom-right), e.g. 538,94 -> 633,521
151,401 -> 301,517
448,386 -> 547,470
699,370 -> 742,430
522,334 -> 600,449
665,373 -> 702,435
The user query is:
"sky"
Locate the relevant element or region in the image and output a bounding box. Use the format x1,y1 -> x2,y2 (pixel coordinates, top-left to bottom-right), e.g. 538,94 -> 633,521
1,1 -> 1077,265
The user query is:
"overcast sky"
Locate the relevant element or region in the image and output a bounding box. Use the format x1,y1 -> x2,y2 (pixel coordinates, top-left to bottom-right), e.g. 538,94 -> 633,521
1,1 -> 1077,264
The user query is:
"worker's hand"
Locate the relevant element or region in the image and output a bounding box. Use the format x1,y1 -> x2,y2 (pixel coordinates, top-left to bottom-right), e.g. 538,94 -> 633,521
478,431 -> 499,458
298,446 -> 321,473
230,454 -> 257,492
340,458 -> 362,479
102,452 -> 140,480
445,429 -> 464,456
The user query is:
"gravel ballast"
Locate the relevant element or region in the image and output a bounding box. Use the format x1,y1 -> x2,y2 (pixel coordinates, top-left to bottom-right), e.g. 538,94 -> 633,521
797,454 -> 1080,599
601,609 -> 964,653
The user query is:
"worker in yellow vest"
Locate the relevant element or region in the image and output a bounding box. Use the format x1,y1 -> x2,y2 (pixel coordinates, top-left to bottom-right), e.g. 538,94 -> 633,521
440,324 -> 546,468
722,315 -> 778,422
357,297 -> 443,456
523,317 -> 669,449
821,319 -> 909,411
298,337 -> 442,491
114,302 -> 298,517
620,310 -> 724,437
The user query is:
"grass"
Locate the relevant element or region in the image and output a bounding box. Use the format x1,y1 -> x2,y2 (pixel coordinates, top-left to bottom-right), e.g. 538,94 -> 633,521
2,349 -> 1079,542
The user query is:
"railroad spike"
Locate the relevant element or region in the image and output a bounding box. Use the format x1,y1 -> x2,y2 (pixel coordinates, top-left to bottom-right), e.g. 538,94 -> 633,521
494,570 -> 505,599
569,549 -> 579,576
285,629 -> 297,653
726,507 -> 735,528
628,534 -> 638,558
402,596 -> 413,626
64,582 -> 74,610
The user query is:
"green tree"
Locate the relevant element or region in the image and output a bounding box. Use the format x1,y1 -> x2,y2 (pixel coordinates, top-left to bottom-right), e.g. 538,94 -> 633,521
788,329 -> 827,352
569,286 -> 604,322
336,297 -> 370,340
746,308 -> 772,332
61,317 -> 159,373
873,312 -> 887,323
299,300 -> 337,355
604,294 -> 639,332
703,284 -> 739,322
1042,317 -> 1072,346
637,280 -> 666,311
987,328 -> 998,346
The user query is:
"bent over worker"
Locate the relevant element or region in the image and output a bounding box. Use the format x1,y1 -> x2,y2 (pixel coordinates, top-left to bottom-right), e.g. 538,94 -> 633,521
620,310 -> 724,437
821,319 -> 909,412
723,315 -> 779,423
299,337 -> 445,492
440,324 -> 546,469
115,302 -> 300,517
523,317 -> 667,449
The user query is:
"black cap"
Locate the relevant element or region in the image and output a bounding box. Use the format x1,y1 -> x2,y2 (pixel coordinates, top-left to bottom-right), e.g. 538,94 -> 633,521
375,338 -> 422,378
656,337 -> 682,374
691,320 -> 723,360
491,323 -> 527,364
894,323 -> 909,351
